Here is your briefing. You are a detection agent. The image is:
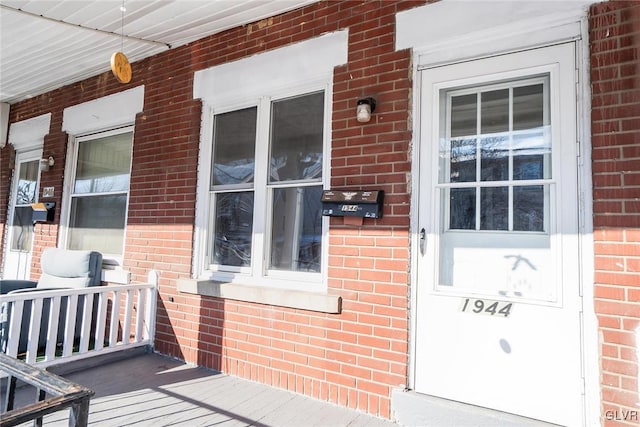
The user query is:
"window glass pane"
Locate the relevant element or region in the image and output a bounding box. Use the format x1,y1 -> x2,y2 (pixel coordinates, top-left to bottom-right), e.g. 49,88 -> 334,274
481,89 -> 509,134
212,108 -> 257,186
480,187 -> 508,230
270,186 -> 322,272
514,185 -> 545,231
451,94 -> 477,138
10,206 -> 33,251
449,188 -> 476,230
480,136 -> 509,181
212,192 -> 254,267
270,92 -> 324,182
74,133 -> 132,194
439,78 -> 555,301
513,130 -> 551,180
15,160 -> 39,204
513,84 -> 543,131
513,154 -> 544,180
68,195 -> 126,254
450,138 -> 476,183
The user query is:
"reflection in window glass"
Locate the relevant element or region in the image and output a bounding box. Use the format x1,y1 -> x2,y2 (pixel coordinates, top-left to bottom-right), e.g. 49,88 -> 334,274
212,108 -> 257,186
514,186 -> 545,231
212,192 -> 254,266
442,78 -> 550,233
74,133 -> 132,194
270,92 -> 324,182
451,94 -> 477,138
514,84 -> 543,131
480,136 -> 509,181
481,89 -> 509,134
450,139 -> 476,182
270,186 -> 322,272
70,131 -> 133,255
68,194 -> 127,254
514,155 -> 544,180
449,188 -> 476,230
513,130 -> 550,180
480,187 -> 508,230
267,91 -> 324,275
11,160 -> 38,252
10,207 -> 33,251
16,160 -> 39,204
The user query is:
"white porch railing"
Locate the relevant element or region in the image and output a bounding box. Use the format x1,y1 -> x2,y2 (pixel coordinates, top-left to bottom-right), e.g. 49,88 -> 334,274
0,273 -> 157,368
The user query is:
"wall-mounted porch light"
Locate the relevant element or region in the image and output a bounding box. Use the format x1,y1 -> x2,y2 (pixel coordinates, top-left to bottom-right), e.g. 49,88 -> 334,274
39,156 -> 54,172
356,97 -> 376,123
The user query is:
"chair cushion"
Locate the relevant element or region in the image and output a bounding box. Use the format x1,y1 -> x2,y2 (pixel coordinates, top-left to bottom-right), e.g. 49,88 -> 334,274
38,273 -> 91,289
0,280 -> 38,294
37,248 -> 101,289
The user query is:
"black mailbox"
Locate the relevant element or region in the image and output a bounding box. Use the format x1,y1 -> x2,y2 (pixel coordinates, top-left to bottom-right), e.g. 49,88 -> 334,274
31,202 -> 55,223
321,190 -> 384,218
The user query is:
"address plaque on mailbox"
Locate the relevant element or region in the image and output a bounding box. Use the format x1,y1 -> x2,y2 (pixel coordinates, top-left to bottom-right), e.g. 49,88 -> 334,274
321,190 -> 384,218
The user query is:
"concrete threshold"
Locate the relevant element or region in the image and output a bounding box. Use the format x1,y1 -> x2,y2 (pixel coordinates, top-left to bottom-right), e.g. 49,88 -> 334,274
391,389 -> 560,427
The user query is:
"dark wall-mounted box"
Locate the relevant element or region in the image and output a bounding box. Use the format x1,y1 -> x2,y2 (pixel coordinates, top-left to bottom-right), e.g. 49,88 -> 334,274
321,190 -> 384,218
31,202 -> 56,223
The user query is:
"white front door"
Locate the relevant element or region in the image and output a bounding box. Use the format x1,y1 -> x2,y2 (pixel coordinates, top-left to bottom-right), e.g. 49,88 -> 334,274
3,150 -> 42,280
415,43 -> 584,426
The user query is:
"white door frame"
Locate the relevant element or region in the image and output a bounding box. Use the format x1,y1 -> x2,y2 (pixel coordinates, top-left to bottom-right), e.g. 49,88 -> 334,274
3,149 -> 42,279
2,113 -> 51,280
399,5 -> 599,426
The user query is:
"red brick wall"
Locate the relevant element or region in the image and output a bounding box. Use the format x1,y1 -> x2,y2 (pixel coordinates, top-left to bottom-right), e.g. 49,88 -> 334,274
590,2 -> 640,425
1,1 -> 425,419
148,1 -> 423,418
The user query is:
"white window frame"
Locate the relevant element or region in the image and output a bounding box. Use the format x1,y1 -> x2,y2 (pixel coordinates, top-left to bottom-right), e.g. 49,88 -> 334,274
203,83 -> 331,292
61,126 -> 134,265
192,30 -> 348,293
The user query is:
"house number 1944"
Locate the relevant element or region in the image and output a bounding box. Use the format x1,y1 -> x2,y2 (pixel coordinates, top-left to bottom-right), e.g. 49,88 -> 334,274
460,298 -> 513,317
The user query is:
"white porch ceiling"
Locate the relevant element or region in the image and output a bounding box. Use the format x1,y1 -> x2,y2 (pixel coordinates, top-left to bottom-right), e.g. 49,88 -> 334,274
0,0 -> 317,104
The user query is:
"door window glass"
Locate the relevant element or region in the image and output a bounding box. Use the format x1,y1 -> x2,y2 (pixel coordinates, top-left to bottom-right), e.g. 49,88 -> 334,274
437,76 -> 554,299
10,160 -> 39,251
440,77 -> 551,233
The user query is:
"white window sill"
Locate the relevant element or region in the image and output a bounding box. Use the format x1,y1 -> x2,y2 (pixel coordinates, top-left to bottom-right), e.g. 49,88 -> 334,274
101,268 -> 131,285
176,279 -> 342,314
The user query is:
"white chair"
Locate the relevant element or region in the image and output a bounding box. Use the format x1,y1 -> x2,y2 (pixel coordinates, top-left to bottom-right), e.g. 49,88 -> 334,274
1,248 -> 102,355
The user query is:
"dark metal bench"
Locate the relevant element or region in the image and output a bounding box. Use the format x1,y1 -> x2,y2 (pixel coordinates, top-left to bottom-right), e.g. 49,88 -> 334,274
0,352 -> 94,426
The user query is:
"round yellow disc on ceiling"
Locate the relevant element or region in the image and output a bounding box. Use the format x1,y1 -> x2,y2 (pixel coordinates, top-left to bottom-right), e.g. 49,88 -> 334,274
110,51 -> 132,84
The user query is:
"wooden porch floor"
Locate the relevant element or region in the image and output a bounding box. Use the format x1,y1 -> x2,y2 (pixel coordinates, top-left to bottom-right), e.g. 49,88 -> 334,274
4,351 -> 397,427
